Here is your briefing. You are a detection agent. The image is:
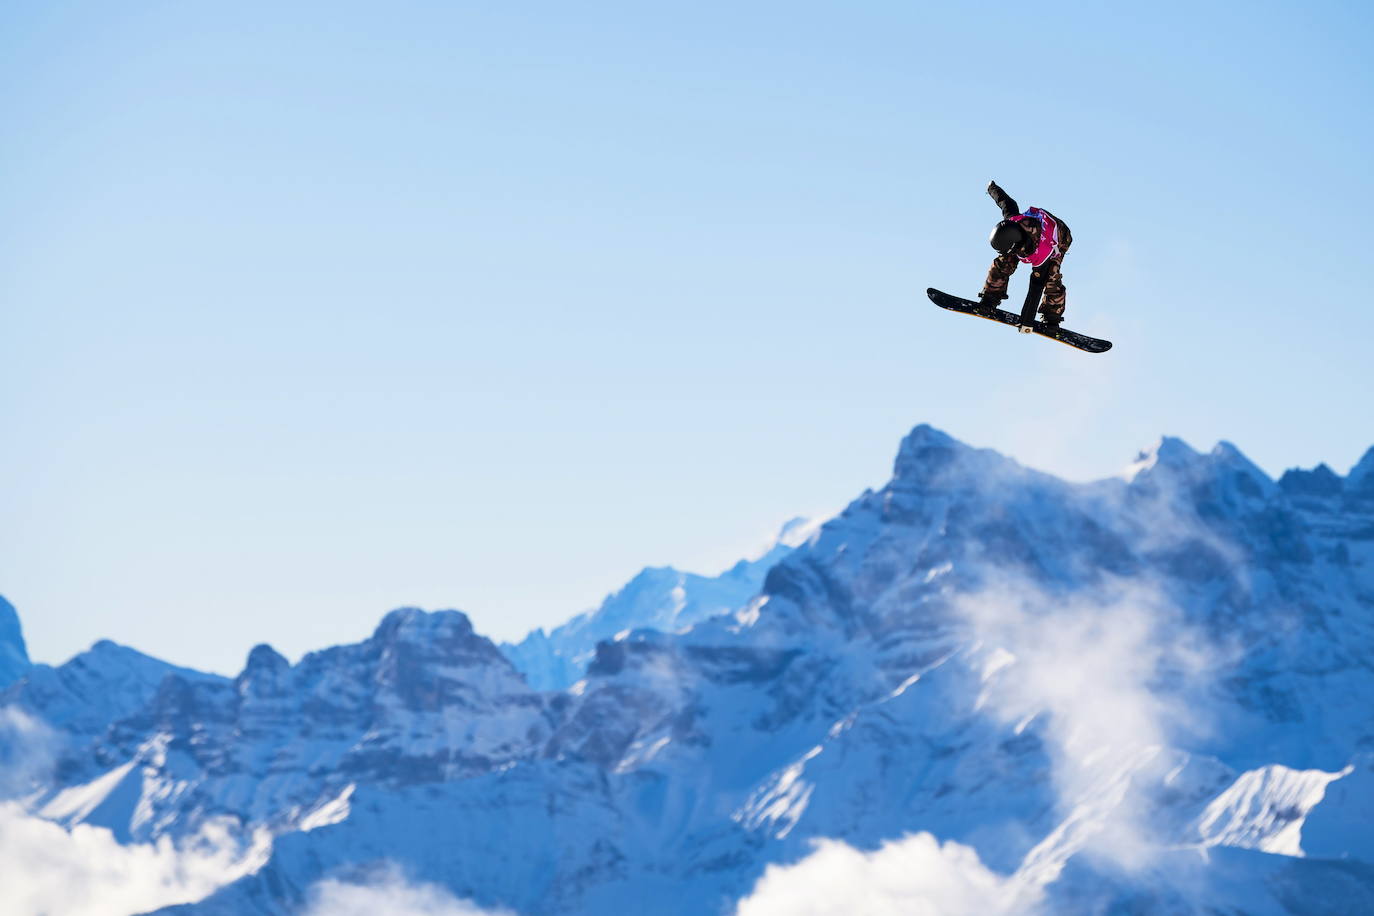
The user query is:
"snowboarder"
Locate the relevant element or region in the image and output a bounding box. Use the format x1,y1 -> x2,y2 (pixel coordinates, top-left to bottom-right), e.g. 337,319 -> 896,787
924,182 -> 1108,352
978,181 -> 1072,329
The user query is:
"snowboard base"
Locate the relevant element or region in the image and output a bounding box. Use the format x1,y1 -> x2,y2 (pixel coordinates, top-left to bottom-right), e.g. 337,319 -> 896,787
926,288 -> 1112,354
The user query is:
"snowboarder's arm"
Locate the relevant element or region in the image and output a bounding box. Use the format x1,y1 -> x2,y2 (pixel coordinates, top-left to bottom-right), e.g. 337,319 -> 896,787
987,181 -> 1020,219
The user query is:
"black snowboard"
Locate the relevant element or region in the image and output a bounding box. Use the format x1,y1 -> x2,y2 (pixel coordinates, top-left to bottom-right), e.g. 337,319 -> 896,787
926,288 -> 1112,354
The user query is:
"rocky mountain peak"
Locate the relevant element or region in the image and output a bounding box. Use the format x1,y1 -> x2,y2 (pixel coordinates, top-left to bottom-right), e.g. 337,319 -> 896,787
0,595 -> 30,689
244,643 -> 289,672
353,609 -> 529,712
1207,440 -> 1277,496
892,423 -> 961,476
1279,463 -> 1344,500
1124,435 -> 1202,480
235,644 -> 292,700
889,424 -> 1016,496
1348,446 -> 1374,497
371,607 -> 478,646
1124,435 -> 1276,514
502,516 -> 822,691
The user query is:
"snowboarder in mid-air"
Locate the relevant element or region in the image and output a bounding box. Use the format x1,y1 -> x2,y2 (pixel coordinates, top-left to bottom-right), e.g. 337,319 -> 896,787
979,180 -> 1071,328
924,181 -> 1111,353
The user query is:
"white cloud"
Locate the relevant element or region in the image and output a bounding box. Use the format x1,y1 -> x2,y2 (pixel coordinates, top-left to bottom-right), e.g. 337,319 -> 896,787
735,833 -> 1041,916
0,706 -> 62,797
304,864 -> 515,916
0,802 -> 270,916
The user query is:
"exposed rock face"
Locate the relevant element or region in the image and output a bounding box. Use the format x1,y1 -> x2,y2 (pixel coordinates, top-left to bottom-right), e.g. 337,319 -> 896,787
7,426 -> 1374,915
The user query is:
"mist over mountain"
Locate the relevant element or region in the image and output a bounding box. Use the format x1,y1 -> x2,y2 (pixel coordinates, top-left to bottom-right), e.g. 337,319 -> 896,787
3,424 -> 1374,915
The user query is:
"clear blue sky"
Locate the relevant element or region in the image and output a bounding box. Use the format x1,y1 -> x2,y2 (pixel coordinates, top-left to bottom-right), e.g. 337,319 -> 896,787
3,1 -> 1371,675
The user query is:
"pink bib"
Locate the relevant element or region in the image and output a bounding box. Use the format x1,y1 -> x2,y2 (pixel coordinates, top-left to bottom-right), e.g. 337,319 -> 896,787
1009,207 -> 1059,267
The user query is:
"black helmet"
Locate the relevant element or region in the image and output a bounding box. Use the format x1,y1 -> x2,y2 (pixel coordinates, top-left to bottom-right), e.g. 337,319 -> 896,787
989,219 -> 1026,254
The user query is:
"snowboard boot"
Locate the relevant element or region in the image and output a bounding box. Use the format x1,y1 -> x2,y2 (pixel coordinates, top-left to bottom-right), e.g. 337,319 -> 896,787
1038,307 -> 1064,330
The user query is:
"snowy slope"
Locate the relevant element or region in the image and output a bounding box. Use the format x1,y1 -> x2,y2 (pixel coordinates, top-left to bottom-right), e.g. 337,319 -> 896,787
502,518 -> 821,690
7,424 -> 1374,916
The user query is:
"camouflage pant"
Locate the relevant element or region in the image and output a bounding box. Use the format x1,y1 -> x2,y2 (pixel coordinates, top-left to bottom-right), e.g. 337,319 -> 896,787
1038,254 -> 1069,320
980,223 -> 1072,320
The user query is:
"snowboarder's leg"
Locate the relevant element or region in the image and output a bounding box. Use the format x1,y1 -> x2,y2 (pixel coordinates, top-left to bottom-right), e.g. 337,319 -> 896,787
1020,266 -> 1048,328
979,252 -> 1019,307
1040,255 -> 1067,327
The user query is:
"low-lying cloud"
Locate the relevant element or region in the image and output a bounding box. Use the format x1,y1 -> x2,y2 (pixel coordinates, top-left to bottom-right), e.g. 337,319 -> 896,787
304,863 -> 514,916
735,832 -> 1040,916
0,802 -> 270,916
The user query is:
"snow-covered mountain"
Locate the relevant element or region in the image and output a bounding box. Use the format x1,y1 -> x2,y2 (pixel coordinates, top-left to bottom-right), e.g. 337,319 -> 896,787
0,595 -> 31,689
3,639 -> 223,745
501,517 -> 822,690
4,425 -> 1374,916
